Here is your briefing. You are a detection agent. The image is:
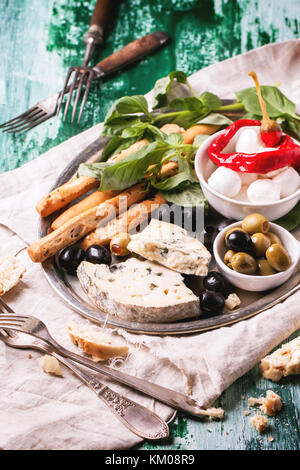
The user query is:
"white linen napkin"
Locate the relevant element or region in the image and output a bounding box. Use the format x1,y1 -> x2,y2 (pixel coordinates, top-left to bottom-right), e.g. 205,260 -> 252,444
0,39 -> 300,450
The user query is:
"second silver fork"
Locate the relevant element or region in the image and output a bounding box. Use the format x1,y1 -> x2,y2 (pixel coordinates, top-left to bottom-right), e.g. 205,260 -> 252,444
0,313 -> 169,440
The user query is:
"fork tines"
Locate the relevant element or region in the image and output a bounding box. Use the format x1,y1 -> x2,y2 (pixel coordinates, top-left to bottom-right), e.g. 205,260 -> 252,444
0,106 -> 49,133
57,66 -> 96,123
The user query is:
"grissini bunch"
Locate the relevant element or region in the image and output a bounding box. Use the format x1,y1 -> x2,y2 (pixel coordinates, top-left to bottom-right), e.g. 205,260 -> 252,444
81,193 -> 166,250
28,183 -> 147,263
80,161 -> 177,249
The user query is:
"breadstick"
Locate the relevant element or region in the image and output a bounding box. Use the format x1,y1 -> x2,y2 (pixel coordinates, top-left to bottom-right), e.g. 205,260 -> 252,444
36,176 -> 99,218
183,124 -> 220,144
28,183 -> 147,263
108,138 -> 149,163
81,193 -> 166,249
51,189 -> 118,230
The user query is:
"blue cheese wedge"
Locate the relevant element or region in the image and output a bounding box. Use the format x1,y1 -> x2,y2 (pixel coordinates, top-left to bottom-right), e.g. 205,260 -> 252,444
77,258 -> 200,323
127,219 -> 211,276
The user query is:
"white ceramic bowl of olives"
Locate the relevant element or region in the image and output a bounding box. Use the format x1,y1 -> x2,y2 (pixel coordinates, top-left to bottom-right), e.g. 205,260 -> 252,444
213,214 -> 299,291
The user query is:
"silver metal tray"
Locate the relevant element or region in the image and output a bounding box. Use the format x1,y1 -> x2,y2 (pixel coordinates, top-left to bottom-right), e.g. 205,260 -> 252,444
38,136 -> 300,335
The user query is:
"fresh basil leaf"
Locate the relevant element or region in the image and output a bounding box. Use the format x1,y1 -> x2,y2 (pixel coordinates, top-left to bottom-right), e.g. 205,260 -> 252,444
200,92 -> 222,111
161,183 -> 208,209
100,141 -> 168,191
285,117 -> 300,140
170,97 -> 205,113
114,95 -> 150,115
152,156 -> 197,191
152,71 -> 188,109
196,112 -> 233,126
103,115 -> 142,137
164,133 -> 184,146
236,86 -> 299,120
121,122 -> 149,139
275,201 -> 300,231
78,161 -> 111,180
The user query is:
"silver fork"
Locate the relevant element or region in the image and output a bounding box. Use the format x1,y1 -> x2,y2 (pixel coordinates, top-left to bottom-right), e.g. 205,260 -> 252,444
0,299 -> 220,418
0,325 -> 169,441
0,31 -> 168,133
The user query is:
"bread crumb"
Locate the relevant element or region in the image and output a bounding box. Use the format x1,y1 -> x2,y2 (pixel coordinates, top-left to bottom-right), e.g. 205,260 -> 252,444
248,390 -> 282,417
28,354 -> 32,359
0,256 -> 25,296
250,414 -> 269,433
38,355 -> 62,377
248,396 -> 265,407
260,336 -> 300,381
261,390 -> 282,417
244,411 -> 250,416
268,436 -> 274,442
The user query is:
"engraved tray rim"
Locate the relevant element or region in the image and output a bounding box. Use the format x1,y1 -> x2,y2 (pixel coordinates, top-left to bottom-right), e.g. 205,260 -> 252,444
38,136 -> 300,336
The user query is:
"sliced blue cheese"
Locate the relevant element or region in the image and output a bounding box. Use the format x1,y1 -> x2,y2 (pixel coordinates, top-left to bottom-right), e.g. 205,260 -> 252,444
127,219 -> 211,276
77,258 -> 200,323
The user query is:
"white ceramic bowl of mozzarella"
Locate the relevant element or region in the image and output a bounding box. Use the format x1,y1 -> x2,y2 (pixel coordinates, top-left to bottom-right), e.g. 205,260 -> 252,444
194,129 -> 300,221
213,221 -> 299,291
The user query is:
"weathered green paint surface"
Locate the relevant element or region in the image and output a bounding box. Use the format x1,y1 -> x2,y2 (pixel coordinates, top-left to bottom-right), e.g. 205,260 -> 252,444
0,0 -> 299,450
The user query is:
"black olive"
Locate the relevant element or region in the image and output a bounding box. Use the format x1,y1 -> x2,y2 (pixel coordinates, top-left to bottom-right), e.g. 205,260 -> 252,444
225,230 -> 253,254
59,246 -> 85,275
199,290 -> 225,316
204,229 -> 218,252
86,244 -> 112,265
203,271 -> 231,296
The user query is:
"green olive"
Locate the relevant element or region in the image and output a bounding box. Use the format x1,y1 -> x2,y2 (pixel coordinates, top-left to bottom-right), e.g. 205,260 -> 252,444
257,258 -> 277,276
224,250 -> 236,267
225,227 -> 247,240
242,213 -> 270,234
110,232 -> 131,257
231,252 -> 257,275
266,243 -> 292,271
266,232 -> 282,245
251,233 -> 271,257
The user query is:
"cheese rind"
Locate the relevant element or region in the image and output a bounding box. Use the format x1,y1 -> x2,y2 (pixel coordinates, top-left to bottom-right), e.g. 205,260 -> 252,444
77,259 -> 200,323
127,219 -> 211,276
260,336 -> 300,382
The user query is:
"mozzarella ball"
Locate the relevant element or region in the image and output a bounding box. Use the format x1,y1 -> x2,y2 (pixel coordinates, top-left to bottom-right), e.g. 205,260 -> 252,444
234,185 -> 249,201
208,167 -> 241,198
236,129 -> 260,154
239,172 -> 258,185
272,167 -> 300,198
247,179 -> 281,203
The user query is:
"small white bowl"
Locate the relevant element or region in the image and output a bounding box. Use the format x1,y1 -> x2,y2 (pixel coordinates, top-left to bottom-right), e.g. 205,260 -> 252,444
194,131 -> 300,221
213,221 -> 300,292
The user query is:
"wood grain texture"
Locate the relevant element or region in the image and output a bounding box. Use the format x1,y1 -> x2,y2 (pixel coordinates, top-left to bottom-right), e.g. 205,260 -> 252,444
0,0 -> 299,450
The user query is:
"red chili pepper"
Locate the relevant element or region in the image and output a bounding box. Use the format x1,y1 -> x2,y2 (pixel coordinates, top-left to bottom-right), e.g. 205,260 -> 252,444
208,119 -> 300,174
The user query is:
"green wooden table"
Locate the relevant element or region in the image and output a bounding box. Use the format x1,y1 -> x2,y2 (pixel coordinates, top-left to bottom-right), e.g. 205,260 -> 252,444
0,0 -> 299,450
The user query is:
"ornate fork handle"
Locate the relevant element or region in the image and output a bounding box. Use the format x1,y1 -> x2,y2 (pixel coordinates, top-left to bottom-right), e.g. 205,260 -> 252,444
49,350 -> 169,440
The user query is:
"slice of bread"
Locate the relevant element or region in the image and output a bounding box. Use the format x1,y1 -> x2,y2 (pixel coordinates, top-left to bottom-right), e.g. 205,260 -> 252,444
0,256 -> 26,296
67,321 -> 129,362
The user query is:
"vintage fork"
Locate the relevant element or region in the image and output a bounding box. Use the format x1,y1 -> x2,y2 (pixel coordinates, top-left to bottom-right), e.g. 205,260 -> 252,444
0,298 -> 219,418
0,326 -> 169,440
57,0 -> 112,123
0,31 -> 169,133
56,30 -> 169,123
